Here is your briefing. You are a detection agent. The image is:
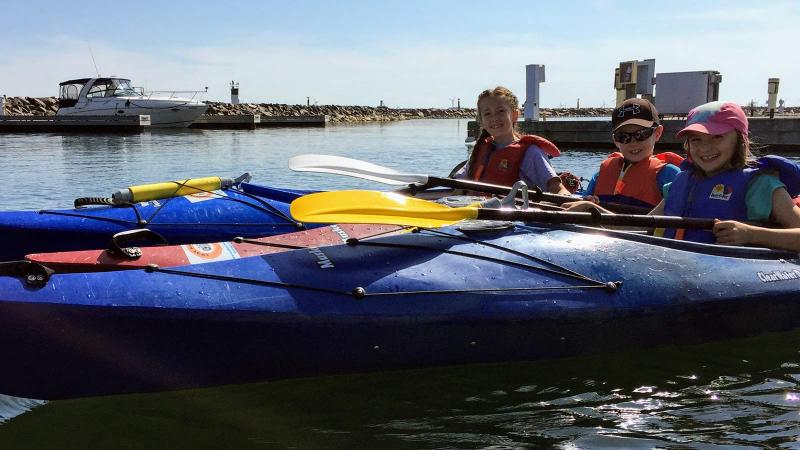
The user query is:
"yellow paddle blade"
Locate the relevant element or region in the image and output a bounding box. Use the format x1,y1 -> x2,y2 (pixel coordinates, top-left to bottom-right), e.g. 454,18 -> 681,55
290,190 -> 479,228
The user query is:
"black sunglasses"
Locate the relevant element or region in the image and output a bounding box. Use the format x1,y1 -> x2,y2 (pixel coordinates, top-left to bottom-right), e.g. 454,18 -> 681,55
612,126 -> 658,144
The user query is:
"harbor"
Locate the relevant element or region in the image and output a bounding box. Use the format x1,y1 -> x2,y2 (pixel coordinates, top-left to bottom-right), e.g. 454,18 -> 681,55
4,0 -> 800,447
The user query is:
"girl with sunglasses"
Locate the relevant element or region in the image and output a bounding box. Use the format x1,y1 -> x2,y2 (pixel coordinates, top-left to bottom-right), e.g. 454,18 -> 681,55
582,98 -> 683,210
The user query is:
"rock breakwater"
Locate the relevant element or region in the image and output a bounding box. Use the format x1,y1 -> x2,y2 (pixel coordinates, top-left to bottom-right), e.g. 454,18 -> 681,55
204,102 -> 474,122
3,97 -> 798,122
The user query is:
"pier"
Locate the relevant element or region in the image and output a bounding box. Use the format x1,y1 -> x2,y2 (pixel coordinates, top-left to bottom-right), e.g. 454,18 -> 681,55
0,115 -> 150,132
0,114 -> 329,133
467,117 -> 800,152
189,114 -> 329,129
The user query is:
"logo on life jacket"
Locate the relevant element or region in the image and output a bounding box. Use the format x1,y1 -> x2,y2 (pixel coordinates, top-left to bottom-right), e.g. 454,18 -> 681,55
709,184 -> 733,201
499,159 -> 509,170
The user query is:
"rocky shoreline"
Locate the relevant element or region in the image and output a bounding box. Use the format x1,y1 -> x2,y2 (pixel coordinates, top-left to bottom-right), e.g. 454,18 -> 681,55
2,96 -> 797,122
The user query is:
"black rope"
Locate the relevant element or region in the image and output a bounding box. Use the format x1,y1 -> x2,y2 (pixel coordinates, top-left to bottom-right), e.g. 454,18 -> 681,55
39,206 -> 145,227
227,186 -> 302,227
41,182 -> 298,229
350,236 -> 611,286
357,284 -> 619,298
418,227 -> 594,281
137,227 -> 622,299
149,266 -> 353,296
148,264 -> 617,300
235,225 -> 413,250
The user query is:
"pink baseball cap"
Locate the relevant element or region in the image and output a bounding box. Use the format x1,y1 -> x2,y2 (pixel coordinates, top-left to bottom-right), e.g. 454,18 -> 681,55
676,101 -> 749,138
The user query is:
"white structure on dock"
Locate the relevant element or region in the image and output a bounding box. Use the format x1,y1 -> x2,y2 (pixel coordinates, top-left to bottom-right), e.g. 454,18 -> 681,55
524,64 -> 545,121
0,95 -> 5,116
230,81 -> 240,105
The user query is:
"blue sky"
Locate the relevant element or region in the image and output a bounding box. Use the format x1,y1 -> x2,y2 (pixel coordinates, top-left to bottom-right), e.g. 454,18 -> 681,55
2,0 -> 799,107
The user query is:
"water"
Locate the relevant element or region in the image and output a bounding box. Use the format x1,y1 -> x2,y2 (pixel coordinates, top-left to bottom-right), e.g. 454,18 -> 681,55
0,119 -> 608,210
1,119 -> 800,449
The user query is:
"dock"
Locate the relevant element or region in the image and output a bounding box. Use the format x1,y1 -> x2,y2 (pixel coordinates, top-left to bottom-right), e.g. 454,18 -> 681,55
0,114 -> 329,133
189,114 -> 328,129
189,114 -> 259,130
0,115 -> 150,132
468,117 -> 800,152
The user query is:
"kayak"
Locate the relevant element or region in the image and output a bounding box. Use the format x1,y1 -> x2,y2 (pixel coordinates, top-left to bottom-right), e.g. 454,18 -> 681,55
0,180 -> 317,261
1,219 -> 799,399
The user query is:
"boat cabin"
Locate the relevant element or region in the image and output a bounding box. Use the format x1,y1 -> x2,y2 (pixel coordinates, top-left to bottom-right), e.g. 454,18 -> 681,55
58,78 -> 141,109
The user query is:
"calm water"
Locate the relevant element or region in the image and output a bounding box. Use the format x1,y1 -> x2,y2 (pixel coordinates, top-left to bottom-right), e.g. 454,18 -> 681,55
0,119 -> 609,210
1,119 -> 800,449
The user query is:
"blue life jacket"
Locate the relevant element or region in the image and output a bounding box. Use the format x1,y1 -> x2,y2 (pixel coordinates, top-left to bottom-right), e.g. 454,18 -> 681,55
662,155 -> 800,243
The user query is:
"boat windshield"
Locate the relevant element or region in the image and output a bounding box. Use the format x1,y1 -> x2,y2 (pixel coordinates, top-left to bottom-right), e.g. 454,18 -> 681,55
85,78 -> 137,98
110,79 -> 139,97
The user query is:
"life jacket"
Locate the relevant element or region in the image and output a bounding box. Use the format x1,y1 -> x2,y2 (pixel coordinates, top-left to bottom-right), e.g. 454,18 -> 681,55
467,134 -> 560,186
757,155 -> 800,207
661,155 -> 800,243
592,152 -> 684,209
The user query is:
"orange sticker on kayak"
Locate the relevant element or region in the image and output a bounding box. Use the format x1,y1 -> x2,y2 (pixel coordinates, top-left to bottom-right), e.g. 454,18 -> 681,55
184,190 -> 227,203
181,241 -> 240,264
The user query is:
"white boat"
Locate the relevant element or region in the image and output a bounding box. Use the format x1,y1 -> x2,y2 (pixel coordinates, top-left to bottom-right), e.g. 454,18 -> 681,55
56,77 -> 208,127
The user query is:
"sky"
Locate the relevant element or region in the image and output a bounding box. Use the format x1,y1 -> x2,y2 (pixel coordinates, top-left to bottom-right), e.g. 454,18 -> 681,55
2,0 -> 799,108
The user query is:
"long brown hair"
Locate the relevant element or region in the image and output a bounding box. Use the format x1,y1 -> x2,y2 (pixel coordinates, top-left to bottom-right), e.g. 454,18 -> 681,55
469,87 -> 521,178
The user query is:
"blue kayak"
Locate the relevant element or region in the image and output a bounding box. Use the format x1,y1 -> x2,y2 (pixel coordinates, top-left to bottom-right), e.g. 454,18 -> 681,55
0,181 -> 317,261
0,221 -> 798,399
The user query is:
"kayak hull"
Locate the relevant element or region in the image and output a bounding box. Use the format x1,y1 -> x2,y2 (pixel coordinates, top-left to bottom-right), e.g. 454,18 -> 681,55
0,183 -> 315,261
1,224 -> 799,399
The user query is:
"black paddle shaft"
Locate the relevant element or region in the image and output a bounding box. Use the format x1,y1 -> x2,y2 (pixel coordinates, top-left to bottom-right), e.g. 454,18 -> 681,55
475,207 -> 715,230
420,176 -> 650,214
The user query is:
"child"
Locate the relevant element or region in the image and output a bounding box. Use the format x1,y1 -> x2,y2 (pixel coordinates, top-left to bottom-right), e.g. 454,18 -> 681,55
583,98 -> 682,209
567,101 -> 800,251
458,86 -> 571,195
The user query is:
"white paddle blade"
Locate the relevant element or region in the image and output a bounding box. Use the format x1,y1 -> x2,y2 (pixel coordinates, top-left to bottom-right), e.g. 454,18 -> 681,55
288,154 -> 429,186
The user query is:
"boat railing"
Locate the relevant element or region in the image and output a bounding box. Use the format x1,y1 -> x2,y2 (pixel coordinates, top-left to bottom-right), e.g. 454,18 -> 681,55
134,88 -> 208,102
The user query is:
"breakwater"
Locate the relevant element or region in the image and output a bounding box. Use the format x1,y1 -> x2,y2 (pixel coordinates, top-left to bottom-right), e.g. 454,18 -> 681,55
4,96 -> 797,123
1,97 -> 477,123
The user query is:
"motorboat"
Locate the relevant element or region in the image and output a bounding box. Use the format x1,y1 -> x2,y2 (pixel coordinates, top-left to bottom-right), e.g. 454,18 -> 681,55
56,77 -> 208,127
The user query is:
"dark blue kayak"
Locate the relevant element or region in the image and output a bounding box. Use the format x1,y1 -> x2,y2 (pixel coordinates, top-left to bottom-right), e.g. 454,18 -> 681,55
0,222 -> 798,399
0,182 -> 317,261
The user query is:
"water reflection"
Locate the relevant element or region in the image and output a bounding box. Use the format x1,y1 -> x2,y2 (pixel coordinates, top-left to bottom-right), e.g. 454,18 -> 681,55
0,330 -> 799,449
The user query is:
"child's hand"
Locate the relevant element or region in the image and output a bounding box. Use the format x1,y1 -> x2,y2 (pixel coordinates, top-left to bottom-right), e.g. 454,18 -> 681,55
582,195 -> 600,204
713,220 -> 755,246
562,200 -> 601,212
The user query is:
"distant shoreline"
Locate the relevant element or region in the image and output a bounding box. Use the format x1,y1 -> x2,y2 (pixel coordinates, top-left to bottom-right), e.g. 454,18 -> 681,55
2,97 -> 796,122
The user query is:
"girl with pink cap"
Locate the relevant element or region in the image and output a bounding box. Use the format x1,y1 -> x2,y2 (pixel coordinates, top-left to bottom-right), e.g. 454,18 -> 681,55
567,100 -> 800,251
657,101 -> 800,249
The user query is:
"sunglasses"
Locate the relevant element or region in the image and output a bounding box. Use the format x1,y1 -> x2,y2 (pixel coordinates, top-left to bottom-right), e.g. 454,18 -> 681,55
612,126 -> 658,144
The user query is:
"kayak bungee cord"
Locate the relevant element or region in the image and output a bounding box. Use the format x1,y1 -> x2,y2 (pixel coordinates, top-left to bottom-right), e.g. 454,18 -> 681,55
234,225 -> 414,249
145,264 -> 618,300
227,186 -> 302,227
341,237 -> 614,288
140,230 -> 621,298
39,183 -> 302,229
415,227 -> 594,282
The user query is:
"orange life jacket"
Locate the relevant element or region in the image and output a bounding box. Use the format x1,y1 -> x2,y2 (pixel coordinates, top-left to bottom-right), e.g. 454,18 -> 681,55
467,134 -> 560,186
593,152 -> 684,208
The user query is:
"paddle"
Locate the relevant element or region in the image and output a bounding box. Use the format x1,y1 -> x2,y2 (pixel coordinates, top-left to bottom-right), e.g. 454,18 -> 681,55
288,154 -> 649,214
290,190 -> 714,230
